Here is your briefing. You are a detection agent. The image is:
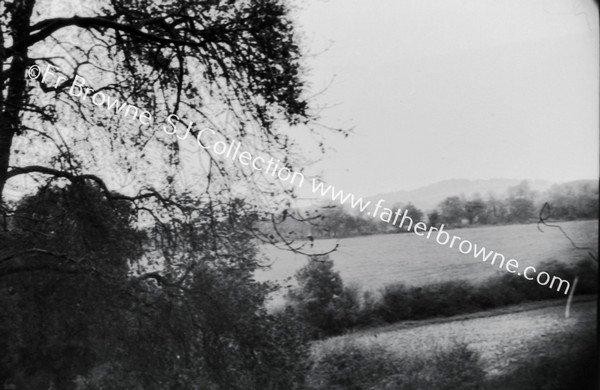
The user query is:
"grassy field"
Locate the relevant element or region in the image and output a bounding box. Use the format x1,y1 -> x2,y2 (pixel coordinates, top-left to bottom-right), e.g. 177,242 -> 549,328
272,221 -> 598,388
311,296 -> 597,386
257,220 -> 598,298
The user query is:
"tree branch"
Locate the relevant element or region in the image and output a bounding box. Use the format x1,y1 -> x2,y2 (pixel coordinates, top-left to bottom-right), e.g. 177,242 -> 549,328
8,15 -> 211,55
135,271 -> 189,290
6,165 -> 180,209
0,247 -> 81,265
0,264 -> 81,279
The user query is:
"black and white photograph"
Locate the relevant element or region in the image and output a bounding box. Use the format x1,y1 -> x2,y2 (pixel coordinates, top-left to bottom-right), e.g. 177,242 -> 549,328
0,0 -> 598,389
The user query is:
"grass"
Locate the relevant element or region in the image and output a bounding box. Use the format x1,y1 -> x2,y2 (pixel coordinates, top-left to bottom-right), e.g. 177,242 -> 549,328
310,298 -> 597,389
258,220 -> 598,296
337,294 -> 596,339
287,257 -> 597,337
483,327 -> 598,390
307,340 -> 484,390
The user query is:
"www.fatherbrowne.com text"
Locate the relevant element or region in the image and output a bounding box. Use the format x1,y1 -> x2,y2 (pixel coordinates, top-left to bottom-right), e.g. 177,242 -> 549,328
193,127 -> 572,295
28,64 -> 572,295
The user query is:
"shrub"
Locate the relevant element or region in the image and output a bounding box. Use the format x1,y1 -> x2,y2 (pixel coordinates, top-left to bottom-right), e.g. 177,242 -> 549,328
542,258 -> 597,295
483,328 -> 598,390
309,341 -> 485,390
495,258 -> 597,302
379,342 -> 485,390
308,342 -> 398,390
377,280 -> 486,322
356,289 -> 383,327
377,258 -> 596,325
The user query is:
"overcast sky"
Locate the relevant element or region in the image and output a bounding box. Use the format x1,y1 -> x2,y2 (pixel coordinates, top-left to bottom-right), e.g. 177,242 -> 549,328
289,0 -> 599,199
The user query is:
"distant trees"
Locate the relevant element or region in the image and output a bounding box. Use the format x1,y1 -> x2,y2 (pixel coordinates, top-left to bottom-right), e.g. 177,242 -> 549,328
260,204 -> 382,240
464,196 -> 486,225
506,181 -> 536,222
427,210 -> 441,228
438,196 -> 466,225
392,202 -> 424,232
433,181 -> 598,227
315,206 -> 361,238
262,181 -> 598,241
436,183 -> 536,226
478,194 -> 508,225
545,182 -> 599,220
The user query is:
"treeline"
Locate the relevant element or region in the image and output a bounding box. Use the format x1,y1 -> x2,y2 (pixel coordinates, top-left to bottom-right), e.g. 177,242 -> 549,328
264,180 -> 598,240
430,180 -> 599,227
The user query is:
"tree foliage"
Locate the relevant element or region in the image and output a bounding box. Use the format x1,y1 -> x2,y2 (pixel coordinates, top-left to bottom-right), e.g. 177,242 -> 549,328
0,0 -> 325,387
286,255 -> 360,337
438,196 -> 466,226
1,183 -> 310,388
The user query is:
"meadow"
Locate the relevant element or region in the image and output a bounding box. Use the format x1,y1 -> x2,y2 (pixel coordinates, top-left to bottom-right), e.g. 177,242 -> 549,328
308,297 -> 597,389
257,220 -> 598,298
267,220 -> 598,388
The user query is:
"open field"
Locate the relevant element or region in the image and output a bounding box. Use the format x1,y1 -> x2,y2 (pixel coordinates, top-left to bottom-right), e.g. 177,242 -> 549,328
312,295 -> 597,377
257,220 -> 598,296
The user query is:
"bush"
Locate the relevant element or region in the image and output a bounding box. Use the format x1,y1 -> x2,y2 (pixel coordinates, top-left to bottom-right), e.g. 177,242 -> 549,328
377,280 -> 487,322
308,341 -> 485,390
377,258 -> 596,325
493,258 -> 597,302
483,328 -> 598,390
309,342 -> 398,390
379,342 -> 485,390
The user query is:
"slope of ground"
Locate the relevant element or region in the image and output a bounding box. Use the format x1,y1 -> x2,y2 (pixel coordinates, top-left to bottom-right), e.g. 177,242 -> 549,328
259,220 -> 598,306
312,295 -> 597,376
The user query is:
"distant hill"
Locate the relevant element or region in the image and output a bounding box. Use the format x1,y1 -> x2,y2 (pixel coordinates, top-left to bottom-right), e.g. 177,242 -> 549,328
364,178 -> 596,212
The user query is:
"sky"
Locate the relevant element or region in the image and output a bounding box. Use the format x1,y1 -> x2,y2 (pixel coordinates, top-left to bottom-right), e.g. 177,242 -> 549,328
288,0 -> 599,199
4,0 -> 597,205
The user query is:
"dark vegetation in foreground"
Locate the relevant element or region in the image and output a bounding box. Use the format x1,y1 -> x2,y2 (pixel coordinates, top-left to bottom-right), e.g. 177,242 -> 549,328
484,328 -> 598,390
284,255 -> 597,338
308,327 -> 597,390
308,342 -> 484,390
1,185 -> 311,389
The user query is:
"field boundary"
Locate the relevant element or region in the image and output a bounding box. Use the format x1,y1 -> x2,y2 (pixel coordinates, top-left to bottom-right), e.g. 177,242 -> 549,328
333,294 -> 597,339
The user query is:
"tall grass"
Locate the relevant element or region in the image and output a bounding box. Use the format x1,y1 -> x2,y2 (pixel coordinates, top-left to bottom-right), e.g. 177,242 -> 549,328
307,340 -> 484,390
482,328 -> 598,390
308,329 -> 598,390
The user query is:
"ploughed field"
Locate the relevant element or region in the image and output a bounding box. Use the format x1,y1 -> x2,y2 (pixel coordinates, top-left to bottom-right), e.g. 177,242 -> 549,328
256,220 -> 598,300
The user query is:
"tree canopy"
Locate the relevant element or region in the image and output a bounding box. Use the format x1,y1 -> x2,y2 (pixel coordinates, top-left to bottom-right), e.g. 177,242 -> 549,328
1,0 -> 318,206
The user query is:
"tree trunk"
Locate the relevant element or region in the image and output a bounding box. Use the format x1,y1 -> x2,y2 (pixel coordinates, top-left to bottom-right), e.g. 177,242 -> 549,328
0,0 -> 36,200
